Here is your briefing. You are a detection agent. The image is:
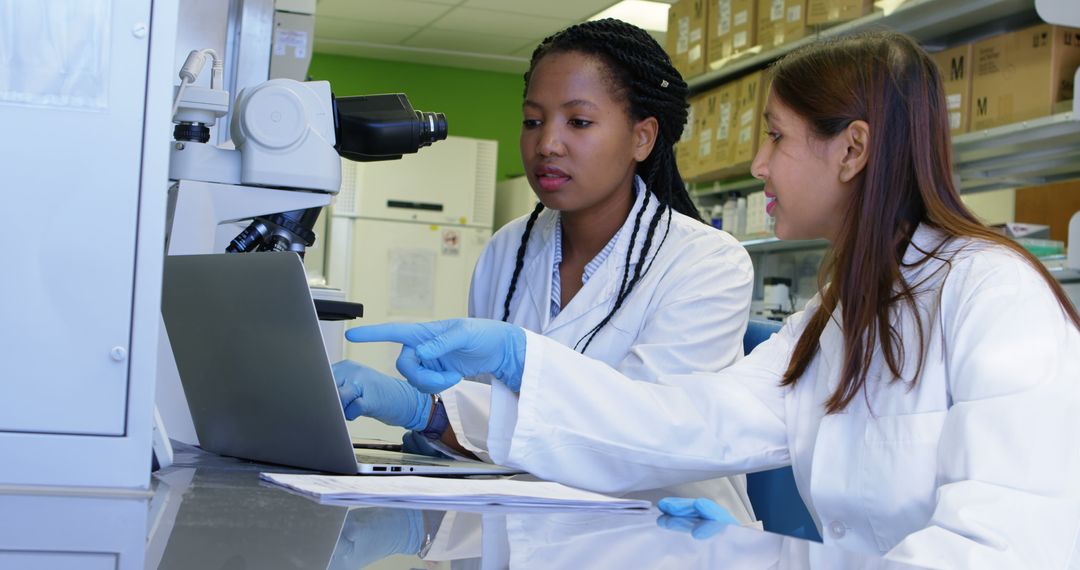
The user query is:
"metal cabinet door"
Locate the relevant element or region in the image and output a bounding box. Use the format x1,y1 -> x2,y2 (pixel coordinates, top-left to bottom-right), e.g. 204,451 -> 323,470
0,0 -> 153,435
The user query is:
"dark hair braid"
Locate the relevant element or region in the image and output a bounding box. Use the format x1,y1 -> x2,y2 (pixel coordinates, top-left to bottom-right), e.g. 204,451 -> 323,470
501,201 -> 545,321
502,18 -> 702,352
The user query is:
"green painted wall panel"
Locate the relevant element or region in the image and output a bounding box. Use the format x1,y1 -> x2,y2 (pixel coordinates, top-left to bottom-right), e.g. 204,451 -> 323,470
309,53 -> 527,181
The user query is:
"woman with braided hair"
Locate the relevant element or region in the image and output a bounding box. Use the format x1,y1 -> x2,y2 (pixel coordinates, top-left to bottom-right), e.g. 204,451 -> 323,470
333,19 -> 756,521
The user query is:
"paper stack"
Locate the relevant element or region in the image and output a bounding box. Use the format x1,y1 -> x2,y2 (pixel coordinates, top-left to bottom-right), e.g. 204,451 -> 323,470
261,473 -> 651,512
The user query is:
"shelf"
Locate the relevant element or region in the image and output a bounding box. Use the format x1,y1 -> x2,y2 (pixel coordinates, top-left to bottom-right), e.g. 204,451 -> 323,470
739,236 -> 828,253
691,177 -> 762,201
1043,256 -> 1080,282
690,110 -> 1080,198
686,0 -> 1034,94
740,239 -> 1080,283
952,111 -> 1080,194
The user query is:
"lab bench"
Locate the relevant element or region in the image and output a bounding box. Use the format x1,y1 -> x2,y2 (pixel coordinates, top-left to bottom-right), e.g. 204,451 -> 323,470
0,443 -> 919,569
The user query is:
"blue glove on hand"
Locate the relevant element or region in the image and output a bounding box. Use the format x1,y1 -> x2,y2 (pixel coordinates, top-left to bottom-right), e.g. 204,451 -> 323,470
332,360 -> 432,431
329,507 -> 423,570
344,318 -> 527,394
656,497 -> 739,540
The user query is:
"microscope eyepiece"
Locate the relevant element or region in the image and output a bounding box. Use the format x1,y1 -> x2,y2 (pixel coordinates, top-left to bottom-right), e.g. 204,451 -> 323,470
416,111 -> 448,148
332,93 -> 448,162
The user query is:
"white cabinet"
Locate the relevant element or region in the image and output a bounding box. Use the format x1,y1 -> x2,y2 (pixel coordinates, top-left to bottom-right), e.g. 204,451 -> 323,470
0,0 -> 177,488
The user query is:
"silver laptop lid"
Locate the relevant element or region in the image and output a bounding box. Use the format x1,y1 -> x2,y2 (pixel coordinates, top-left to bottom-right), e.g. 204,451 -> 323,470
162,252 -> 360,474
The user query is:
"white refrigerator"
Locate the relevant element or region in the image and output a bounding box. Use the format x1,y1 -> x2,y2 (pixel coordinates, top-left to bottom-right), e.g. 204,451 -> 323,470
328,136 -> 497,442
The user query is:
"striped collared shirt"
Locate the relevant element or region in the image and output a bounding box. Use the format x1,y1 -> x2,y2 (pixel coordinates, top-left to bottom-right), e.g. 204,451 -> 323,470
550,217 -> 622,318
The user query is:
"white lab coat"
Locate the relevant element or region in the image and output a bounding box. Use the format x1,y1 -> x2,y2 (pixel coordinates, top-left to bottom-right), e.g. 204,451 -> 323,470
440,179 -> 758,522
485,224 -> 1080,568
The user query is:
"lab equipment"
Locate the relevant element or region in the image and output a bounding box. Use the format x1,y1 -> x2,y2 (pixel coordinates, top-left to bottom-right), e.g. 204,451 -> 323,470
332,360 -> 432,430
762,277 -> 793,315
345,319 -> 528,393
167,48 -> 447,257
158,40 -> 447,452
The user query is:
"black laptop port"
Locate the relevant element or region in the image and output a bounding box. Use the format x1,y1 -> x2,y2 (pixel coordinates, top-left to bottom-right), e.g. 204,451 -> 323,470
373,466 -> 387,472
391,466 -> 402,472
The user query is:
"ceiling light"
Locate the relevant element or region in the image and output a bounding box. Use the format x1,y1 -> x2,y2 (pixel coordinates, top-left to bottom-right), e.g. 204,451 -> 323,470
589,0 -> 671,33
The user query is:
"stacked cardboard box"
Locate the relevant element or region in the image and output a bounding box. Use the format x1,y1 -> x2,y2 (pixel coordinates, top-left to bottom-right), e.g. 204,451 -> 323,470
805,0 -> 871,26
666,0 -> 708,79
707,0 -> 757,69
971,24 -> 1080,130
732,71 -> 766,167
930,44 -> 973,135
676,95 -> 701,179
694,83 -> 738,180
757,0 -> 807,50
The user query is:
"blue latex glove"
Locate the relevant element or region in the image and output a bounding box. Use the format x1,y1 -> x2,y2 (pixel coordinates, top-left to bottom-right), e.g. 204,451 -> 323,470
328,507 -> 423,570
332,360 -> 432,431
344,318 -> 527,394
656,497 -> 739,540
401,430 -> 452,459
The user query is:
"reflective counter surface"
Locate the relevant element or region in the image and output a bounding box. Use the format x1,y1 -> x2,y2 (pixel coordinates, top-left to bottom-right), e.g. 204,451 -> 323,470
0,444 -> 920,569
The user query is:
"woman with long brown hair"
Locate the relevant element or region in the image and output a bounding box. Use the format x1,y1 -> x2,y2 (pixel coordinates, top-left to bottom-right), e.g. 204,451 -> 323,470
345,31 -> 1080,566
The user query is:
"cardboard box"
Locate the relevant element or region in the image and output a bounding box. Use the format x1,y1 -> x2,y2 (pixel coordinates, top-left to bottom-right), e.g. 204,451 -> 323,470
677,94 -> 704,179
971,24 -> 1080,130
757,0 -> 807,50
930,43 -> 973,135
731,71 -> 766,167
692,83 -> 739,180
806,0 -> 871,25
707,0 -> 757,68
667,0 -> 708,79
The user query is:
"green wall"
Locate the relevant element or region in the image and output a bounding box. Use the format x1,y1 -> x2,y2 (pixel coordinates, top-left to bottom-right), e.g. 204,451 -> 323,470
309,53 -> 526,181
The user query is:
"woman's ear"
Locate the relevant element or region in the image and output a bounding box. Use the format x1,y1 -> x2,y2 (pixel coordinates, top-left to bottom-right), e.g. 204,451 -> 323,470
633,116 -> 659,162
838,119 -> 870,183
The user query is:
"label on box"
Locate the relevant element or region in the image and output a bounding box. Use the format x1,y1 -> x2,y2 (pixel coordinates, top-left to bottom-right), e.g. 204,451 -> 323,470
699,129 -> 713,156
689,45 -> 702,62
771,0 -> 785,21
734,31 -> 748,48
946,93 -> 962,110
949,111 -> 961,130
719,0 -> 732,35
774,32 -> 785,46
677,18 -> 689,54
740,108 -> 754,127
680,107 -> 695,143
735,9 -> 748,26
739,126 -> 752,144
690,28 -> 703,42
788,5 -> 802,22
719,102 -> 732,140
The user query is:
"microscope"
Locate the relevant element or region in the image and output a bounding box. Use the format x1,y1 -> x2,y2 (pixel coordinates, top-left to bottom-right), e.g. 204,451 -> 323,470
165,49 -> 447,257
156,49 -> 448,463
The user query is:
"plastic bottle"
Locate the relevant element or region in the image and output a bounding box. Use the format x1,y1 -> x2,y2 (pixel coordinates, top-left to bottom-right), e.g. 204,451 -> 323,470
710,205 -> 724,229
722,191 -> 739,234
736,195 -> 747,238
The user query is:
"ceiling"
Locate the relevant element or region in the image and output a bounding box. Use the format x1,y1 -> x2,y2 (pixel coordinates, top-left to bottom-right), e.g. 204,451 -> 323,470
313,0 -> 675,74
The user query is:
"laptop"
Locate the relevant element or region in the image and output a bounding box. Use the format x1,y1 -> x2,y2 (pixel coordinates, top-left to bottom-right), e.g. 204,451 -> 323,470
161,251 -> 521,476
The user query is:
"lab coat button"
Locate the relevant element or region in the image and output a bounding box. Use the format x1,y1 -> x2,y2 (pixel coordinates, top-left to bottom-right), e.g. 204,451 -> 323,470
829,521 -> 846,538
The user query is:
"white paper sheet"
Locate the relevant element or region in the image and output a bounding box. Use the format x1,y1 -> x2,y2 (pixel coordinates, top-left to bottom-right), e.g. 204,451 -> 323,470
260,473 -> 651,512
